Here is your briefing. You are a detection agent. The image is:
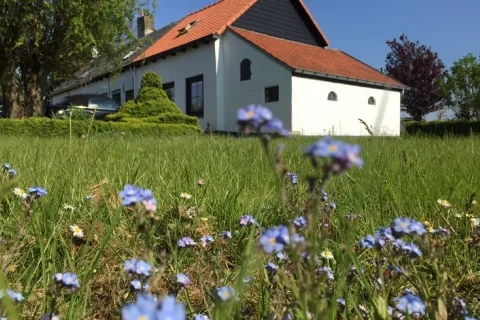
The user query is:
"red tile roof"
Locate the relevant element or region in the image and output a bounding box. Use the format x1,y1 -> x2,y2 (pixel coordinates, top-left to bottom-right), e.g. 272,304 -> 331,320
133,0 -> 330,62
230,27 -> 405,88
133,0 -> 257,62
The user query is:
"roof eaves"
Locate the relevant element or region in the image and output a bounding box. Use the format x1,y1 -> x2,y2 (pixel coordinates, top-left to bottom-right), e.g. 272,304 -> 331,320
293,68 -> 408,91
339,50 -> 407,88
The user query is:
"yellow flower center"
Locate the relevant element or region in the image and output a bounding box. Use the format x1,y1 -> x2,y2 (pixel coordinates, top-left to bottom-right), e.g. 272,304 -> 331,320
138,316 -> 148,320
328,145 -> 337,152
269,238 -> 276,245
246,111 -> 254,119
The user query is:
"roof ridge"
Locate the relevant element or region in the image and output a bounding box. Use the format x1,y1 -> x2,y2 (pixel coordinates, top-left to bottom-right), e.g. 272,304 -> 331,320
230,26 -> 326,50
181,0 -> 224,20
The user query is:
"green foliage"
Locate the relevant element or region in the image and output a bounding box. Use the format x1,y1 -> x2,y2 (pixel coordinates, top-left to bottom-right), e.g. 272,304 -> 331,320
106,72 -> 200,130
406,120 -> 480,136
0,118 -> 201,137
441,54 -> 480,120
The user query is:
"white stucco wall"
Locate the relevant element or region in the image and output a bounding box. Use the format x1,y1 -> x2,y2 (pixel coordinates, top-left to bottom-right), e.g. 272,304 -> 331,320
52,42 -> 217,130
291,76 -> 401,136
219,31 -> 292,132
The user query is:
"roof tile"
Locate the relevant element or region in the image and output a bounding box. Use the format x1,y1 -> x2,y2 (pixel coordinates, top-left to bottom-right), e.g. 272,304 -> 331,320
230,27 -> 405,88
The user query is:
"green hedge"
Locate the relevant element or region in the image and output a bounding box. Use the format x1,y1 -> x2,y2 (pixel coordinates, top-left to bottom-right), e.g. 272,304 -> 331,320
406,120 -> 480,136
0,118 -> 202,137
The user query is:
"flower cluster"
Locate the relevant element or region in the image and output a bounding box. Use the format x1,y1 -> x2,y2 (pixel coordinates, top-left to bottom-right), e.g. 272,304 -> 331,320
124,259 -> 152,292
303,137 -> 363,173
2,163 -> 17,179
119,185 -> 157,212
121,294 -> 185,320
177,237 -> 197,248
28,186 -> 48,198
237,104 -> 289,136
54,272 -> 80,291
358,217 -> 425,258
393,292 -> 425,316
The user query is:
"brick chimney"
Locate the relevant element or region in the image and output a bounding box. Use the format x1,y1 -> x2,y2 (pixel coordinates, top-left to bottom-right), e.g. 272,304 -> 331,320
137,13 -> 154,38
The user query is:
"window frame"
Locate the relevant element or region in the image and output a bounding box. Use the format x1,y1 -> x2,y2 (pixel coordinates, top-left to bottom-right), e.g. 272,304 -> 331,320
327,91 -> 338,101
88,97 -> 119,110
111,89 -> 121,105
125,89 -> 134,102
368,97 -> 376,105
186,75 -> 204,117
264,85 -> 279,103
240,59 -> 251,81
162,81 -> 175,101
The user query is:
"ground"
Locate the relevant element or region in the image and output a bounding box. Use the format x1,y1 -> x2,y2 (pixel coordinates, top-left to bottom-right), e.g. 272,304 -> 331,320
0,134 -> 479,319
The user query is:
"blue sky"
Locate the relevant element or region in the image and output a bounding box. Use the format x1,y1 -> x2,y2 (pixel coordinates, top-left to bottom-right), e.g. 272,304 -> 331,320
154,0 -> 480,69
154,0 -> 480,119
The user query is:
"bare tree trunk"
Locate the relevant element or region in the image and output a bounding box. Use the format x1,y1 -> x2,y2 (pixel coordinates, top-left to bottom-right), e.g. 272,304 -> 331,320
21,63 -> 48,117
0,64 -> 23,118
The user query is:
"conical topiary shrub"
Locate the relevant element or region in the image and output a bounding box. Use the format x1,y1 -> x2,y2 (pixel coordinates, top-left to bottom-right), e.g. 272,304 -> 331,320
106,71 -> 199,129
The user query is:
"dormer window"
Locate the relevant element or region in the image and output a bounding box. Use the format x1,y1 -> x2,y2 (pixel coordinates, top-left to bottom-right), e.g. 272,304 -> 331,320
178,19 -> 200,35
368,97 -> 376,105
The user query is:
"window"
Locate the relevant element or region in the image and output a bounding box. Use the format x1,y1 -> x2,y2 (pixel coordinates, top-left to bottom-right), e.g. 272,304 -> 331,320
162,82 -> 175,101
186,75 -> 204,117
327,91 -> 338,101
111,90 -> 121,105
240,59 -> 251,81
265,86 -> 279,103
100,92 -> 108,96
178,19 -> 200,35
125,89 -> 134,102
368,97 -> 376,105
88,97 -> 119,110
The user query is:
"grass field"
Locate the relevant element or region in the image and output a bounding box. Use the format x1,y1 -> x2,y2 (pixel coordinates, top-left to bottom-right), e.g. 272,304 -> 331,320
0,134 -> 479,319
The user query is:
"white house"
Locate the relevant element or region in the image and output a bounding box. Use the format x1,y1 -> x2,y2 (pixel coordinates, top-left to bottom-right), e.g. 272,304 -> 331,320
51,0 -> 407,136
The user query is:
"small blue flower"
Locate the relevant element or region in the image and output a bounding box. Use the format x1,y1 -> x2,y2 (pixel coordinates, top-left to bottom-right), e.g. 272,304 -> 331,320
293,216 -> 307,229
28,186 -> 47,198
2,163 -> 11,171
316,266 -> 334,280
135,260 -> 152,277
156,295 -> 186,320
259,226 -> 290,253
320,189 -> 328,201
177,237 -> 196,248
397,242 -> 422,258
264,118 -> 290,136
0,289 -> 24,303
194,315 -> 209,320
337,298 -> 346,309
287,172 -> 298,184
303,137 -> 344,158
291,233 -> 305,245
265,262 -> 279,276
8,168 -> 17,178
86,194 -> 94,201
130,279 -> 142,291
119,184 -> 142,206
239,215 -> 256,227
200,235 -> 215,247
329,202 -> 336,209
359,235 -> 375,249
391,217 -> 425,238
124,258 -> 138,274
242,275 -> 252,283
276,251 -> 287,261
121,294 -> 158,320
55,272 -> 80,290
41,313 -> 60,320
176,273 -> 191,287
216,286 -> 234,301
388,265 -> 404,275
395,293 -> 425,315
219,231 -> 232,239
237,105 -> 273,129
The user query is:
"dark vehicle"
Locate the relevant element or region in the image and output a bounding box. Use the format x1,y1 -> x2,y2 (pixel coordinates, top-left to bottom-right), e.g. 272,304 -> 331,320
45,94 -> 120,120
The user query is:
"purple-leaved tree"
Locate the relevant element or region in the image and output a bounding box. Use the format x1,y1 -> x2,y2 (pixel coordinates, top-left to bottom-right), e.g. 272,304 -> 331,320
385,34 -> 446,121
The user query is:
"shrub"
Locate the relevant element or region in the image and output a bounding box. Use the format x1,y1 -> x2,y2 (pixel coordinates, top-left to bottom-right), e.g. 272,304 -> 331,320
108,113 -> 199,126
106,71 -> 186,121
0,118 -> 201,137
406,120 -> 480,136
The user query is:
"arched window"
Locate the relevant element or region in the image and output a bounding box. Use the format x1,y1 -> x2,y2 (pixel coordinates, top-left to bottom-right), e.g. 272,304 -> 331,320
240,59 -> 251,81
368,97 -> 376,105
327,91 -> 337,101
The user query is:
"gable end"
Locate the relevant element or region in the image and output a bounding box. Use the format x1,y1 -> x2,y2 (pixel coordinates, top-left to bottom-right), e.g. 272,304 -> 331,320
233,0 -> 327,47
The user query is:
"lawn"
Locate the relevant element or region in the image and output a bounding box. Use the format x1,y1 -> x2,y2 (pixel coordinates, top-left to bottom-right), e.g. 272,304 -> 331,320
0,134 -> 479,319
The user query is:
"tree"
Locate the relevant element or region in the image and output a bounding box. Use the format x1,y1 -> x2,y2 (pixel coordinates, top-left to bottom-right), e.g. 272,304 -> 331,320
385,34 -> 446,121
0,0 -> 155,118
440,54 -> 480,120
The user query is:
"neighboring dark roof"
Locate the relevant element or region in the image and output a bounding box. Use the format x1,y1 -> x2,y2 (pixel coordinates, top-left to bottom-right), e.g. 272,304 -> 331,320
230,27 -> 407,89
51,21 -> 178,95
